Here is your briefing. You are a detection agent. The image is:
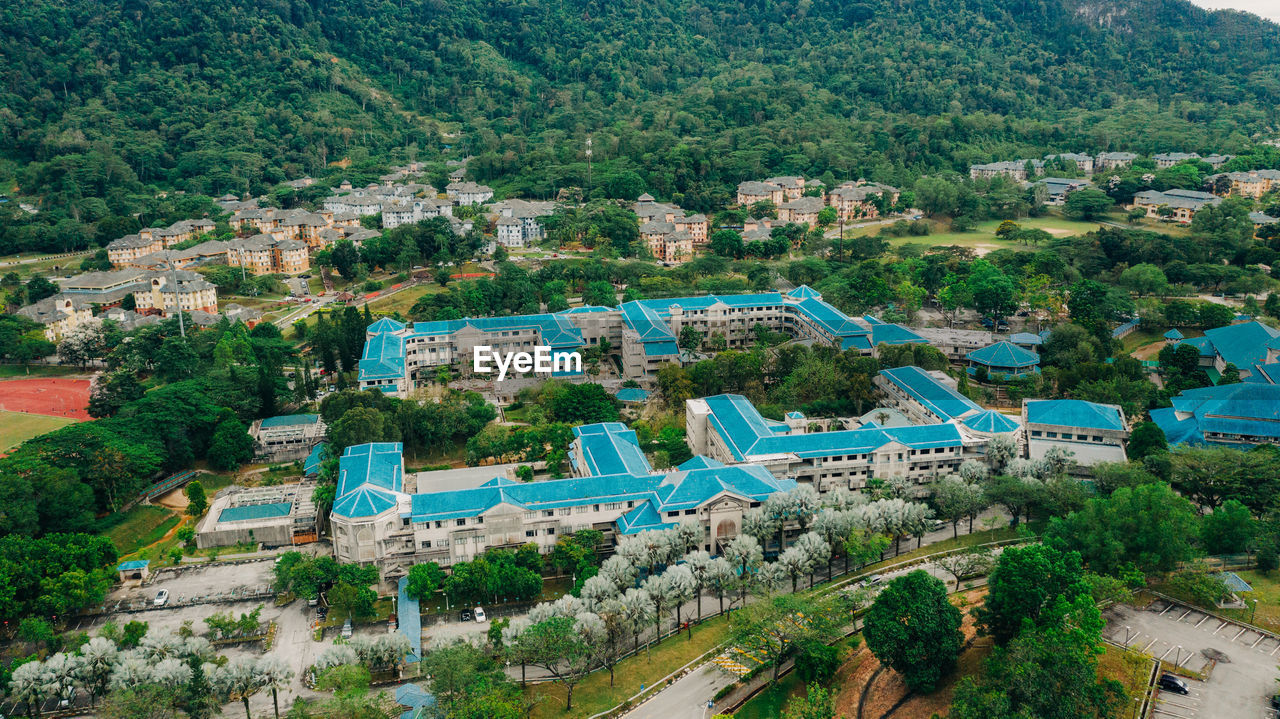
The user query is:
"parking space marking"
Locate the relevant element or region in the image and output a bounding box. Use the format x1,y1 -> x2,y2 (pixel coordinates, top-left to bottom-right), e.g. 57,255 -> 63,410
1143,638 -> 1159,652
1159,646 -> 1175,660
1213,621 -> 1227,635
1271,643 -> 1280,657
1250,636 -> 1264,648
1153,707 -> 1195,719
1177,609 -> 1191,622
1160,604 -> 1175,616
1232,628 -> 1247,641
1194,615 -> 1209,628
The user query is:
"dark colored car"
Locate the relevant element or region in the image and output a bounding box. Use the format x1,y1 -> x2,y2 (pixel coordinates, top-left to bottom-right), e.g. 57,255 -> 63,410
1158,674 -> 1189,695
460,609 -> 474,622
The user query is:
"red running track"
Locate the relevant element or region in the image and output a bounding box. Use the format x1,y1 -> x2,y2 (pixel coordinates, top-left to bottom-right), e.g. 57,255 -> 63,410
0,377 -> 92,420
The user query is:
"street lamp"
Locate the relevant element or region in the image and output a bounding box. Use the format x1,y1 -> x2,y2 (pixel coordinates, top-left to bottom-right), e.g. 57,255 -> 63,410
1122,625 -> 1133,648
1251,598 -> 1259,624
1174,645 -> 1184,668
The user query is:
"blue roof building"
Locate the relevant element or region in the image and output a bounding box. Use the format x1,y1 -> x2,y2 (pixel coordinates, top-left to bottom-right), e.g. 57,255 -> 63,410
304,442 -> 328,477
876,366 -> 981,424
1176,321 -> 1280,384
569,423 -> 654,476
1023,399 -> 1129,470
615,387 -> 650,403
1009,332 -> 1044,348
966,341 -> 1040,380
1151,383 -> 1280,447
1164,328 -> 1184,342
361,288 -> 927,396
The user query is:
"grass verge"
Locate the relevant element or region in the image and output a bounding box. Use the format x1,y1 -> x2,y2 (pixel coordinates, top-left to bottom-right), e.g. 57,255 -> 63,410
101,505 -> 181,556
525,614 -> 734,719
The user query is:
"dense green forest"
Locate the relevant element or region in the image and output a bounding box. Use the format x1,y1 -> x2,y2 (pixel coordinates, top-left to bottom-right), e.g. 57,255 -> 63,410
1,0 -> 1279,253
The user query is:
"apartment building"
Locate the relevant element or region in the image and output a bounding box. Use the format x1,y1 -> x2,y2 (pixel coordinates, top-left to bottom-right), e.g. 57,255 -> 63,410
1044,153 -> 1095,175
1153,152 -> 1202,169
635,195 -> 708,255
132,271 -> 219,316
777,196 -> 826,225
1023,399 -> 1128,470
736,181 -> 785,206
226,235 -> 310,275
1131,189 -> 1222,223
1153,383 -> 1280,448
106,219 -> 216,265
16,295 -> 97,341
826,182 -> 899,220
445,181 -> 494,206
1095,152 -> 1138,171
764,176 -> 807,201
1209,169 -> 1280,199
969,160 -> 1042,181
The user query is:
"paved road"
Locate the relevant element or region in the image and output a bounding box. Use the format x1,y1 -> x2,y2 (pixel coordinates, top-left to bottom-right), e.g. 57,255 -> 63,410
625,664 -> 730,719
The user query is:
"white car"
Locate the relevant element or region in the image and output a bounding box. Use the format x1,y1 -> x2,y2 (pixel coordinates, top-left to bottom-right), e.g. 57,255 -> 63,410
153,589 -> 170,606
473,606 -> 487,622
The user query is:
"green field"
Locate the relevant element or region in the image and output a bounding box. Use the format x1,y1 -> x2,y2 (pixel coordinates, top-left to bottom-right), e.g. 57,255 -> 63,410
365,283 -> 445,317
0,410 -> 78,452
100,504 -> 181,557
0,364 -> 83,379
847,214 -> 1113,254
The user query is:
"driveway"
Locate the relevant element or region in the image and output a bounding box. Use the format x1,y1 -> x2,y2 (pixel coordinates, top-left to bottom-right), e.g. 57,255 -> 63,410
1104,600 -> 1279,719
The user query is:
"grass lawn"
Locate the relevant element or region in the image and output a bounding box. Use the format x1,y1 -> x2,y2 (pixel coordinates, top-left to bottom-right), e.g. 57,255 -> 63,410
366,283 -> 445,316
100,505 -> 181,556
0,410 -> 78,452
525,613 -> 735,719
1214,569 -> 1280,633
845,213 -> 1114,254
1097,643 -> 1154,701
0,364 -> 83,379
733,663 -> 806,719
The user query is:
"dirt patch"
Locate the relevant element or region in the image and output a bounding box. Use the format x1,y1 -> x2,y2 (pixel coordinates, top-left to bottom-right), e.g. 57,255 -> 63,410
835,589 -> 990,719
972,244 -> 999,257
1131,341 -> 1165,361
0,377 -> 92,419
154,488 -> 190,510
1042,227 -> 1076,237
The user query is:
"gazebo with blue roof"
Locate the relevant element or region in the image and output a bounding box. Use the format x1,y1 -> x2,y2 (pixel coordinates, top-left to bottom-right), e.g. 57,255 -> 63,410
966,341 -> 1041,380
615,387 -> 650,404
1164,328 -> 1184,344
117,560 -> 150,582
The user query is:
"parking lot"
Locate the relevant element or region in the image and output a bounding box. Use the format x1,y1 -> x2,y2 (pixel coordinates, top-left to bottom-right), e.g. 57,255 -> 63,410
1104,599 -> 1280,719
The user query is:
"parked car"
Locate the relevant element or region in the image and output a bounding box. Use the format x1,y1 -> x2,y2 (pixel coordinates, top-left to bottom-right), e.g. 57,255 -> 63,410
861,574 -> 884,588
460,609 -> 474,622
1158,674 -> 1189,695
316,605 -> 328,619
154,589 -> 170,606
474,606 -> 487,622
341,618 -> 352,638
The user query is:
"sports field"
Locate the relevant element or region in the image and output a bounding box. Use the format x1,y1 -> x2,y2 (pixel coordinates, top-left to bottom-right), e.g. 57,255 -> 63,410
0,377 -> 92,419
0,410 -> 77,452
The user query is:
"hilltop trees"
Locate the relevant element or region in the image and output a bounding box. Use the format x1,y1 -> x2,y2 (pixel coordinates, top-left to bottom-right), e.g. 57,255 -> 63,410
863,570 -> 963,692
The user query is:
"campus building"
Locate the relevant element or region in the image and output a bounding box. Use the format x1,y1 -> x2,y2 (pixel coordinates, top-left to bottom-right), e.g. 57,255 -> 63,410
250,414 -> 327,462
196,482 -> 320,549
357,287 -> 929,397
327,435 -> 796,583
1023,399 -> 1128,470
1151,383 -> 1280,448
1177,321 -> 1280,384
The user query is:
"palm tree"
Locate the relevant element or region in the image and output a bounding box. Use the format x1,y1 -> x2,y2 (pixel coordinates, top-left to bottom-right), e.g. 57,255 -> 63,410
78,637 -> 118,706
255,656 -> 295,719
214,656 -> 268,719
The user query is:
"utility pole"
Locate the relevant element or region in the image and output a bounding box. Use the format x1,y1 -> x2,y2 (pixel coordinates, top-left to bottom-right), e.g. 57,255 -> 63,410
585,136 -> 593,193
167,258 -> 186,338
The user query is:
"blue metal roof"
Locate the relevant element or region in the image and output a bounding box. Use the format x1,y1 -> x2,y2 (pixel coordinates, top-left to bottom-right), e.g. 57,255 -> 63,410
333,486 -> 398,518
334,443 -> 405,518
702,391 -> 964,460
615,388 -> 650,403
967,341 -> 1040,368
260,413 -> 319,428
117,560 -> 150,571
644,341 -> 679,356
869,323 -> 928,346
678,456 -> 725,470
571,423 -> 653,477
358,330 -> 406,381
1009,332 -> 1043,346
1164,329 -> 1184,340
1151,407 -> 1203,446
218,502 -> 292,522
962,410 -> 1021,434
616,502 -> 673,535
367,317 -> 405,334
304,442 -> 327,476
1025,400 -> 1124,431
1197,321 -> 1280,369
1163,383 -> 1280,443
621,301 -> 677,341
787,285 -> 822,300
879,366 -> 980,421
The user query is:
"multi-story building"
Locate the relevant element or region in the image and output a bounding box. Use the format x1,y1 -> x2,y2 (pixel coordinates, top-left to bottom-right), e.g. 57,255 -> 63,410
1208,169 -> 1280,199
106,219 -> 216,265
673,214 -> 709,245
777,196 -> 826,225
736,181 -> 785,206
1176,320 -> 1280,383
382,198 -> 454,229
1095,152 -> 1138,171
1153,152 -> 1202,169
197,482 -> 320,549
132,271 -> 219,316
634,196 -> 707,259
250,414 -> 327,462
328,434 -> 797,583
16,295 -> 97,341
1131,189 -> 1221,223
1153,383 -> 1280,447
358,286 -> 929,396
226,235 -> 310,275
826,183 -> 899,220
1044,153 -> 1095,175
1036,177 -> 1092,205
445,182 -> 494,206
764,176 -> 807,201
1023,399 -> 1128,471
686,392 -> 967,495
969,160 -> 1042,181
1202,154 -> 1233,170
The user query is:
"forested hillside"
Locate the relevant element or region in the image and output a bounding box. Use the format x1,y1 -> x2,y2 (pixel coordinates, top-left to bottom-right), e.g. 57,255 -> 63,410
1,0 -> 1278,250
